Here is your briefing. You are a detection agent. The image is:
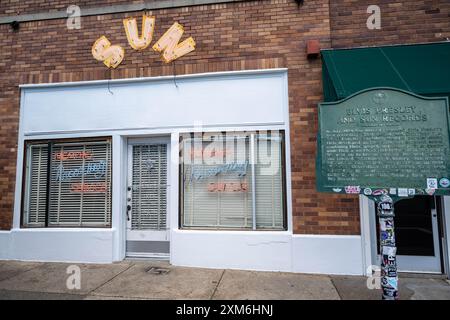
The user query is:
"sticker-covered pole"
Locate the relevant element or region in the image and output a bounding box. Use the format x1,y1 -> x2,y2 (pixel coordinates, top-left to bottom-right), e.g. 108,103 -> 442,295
377,195 -> 398,300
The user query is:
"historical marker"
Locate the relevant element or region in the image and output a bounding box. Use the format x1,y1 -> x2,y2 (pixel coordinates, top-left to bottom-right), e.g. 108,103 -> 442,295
316,88 -> 450,300
317,88 -> 450,198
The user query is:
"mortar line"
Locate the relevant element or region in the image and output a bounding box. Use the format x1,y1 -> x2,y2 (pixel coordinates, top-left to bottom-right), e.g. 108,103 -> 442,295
210,269 -> 226,300
87,262 -> 136,296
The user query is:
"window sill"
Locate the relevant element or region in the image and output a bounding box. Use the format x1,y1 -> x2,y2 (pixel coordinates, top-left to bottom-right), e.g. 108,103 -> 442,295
13,228 -> 114,233
173,228 -> 292,236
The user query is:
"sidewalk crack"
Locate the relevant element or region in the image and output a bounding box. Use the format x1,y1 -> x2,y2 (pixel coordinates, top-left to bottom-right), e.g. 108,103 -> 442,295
87,263 -> 135,296
210,269 -> 225,300
329,277 -> 343,300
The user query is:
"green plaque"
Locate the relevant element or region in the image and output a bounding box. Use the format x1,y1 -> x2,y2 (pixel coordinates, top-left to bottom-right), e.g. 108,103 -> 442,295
316,88 -> 450,199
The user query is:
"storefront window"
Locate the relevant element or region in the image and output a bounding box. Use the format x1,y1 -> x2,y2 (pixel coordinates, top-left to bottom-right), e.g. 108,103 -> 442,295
180,131 -> 286,230
22,139 -> 112,227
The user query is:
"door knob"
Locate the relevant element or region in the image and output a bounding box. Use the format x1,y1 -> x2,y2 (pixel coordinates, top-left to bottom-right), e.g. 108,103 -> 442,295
127,205 -> 132,211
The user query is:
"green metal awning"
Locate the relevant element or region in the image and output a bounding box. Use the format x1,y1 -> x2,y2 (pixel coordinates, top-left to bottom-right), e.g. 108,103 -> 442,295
322,42 -> 450,102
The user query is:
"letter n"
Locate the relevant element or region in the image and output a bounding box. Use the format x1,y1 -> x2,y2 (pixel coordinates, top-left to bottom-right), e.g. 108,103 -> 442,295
152,22 -> 196,63
92,36 -> 125,69
123,15 -> 155,50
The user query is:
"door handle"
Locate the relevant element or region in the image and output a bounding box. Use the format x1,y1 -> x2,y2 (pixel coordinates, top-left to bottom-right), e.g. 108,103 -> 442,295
126,205 -> 131,221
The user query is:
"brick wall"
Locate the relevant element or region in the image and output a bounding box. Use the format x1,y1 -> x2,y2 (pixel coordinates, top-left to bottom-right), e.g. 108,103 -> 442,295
0,0 -> 380,235
330,0 -> 450,48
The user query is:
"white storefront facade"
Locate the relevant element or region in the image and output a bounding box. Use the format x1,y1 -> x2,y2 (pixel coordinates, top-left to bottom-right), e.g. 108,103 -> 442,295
0,69 -> 367,275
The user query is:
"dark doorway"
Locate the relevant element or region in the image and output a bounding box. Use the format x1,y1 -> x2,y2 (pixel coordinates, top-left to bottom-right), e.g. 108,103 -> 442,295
376,196 -> 441,273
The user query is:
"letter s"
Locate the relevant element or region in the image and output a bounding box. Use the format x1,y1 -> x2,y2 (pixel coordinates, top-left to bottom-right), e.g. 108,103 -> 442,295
92,36 -> 125,69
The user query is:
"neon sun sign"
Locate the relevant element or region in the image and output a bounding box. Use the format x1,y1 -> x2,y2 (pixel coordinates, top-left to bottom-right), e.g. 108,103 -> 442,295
92,15 -> 196,68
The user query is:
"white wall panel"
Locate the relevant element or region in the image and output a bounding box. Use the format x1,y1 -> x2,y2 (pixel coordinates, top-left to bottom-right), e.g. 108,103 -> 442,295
292,235 -> 364,275
21,70 -> 287,135
9,229 -> 114,263
0,231 -> 11,260
171,230 -> 292,272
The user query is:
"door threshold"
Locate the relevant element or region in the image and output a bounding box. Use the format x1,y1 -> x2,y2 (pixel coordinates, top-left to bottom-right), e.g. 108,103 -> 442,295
125,252 -> 170,260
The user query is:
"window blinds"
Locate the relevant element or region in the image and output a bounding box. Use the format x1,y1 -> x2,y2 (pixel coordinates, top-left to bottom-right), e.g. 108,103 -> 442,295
181,131 -> 285,230
24,144 -> 48,226
23,140 -> 112,227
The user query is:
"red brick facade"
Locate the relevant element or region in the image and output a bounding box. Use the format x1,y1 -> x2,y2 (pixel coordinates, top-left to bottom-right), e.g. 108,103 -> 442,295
0,0 -> 449,234
330,0 -> 450,48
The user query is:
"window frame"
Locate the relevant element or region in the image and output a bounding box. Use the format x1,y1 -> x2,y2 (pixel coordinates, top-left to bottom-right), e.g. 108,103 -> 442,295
178,130 -> 288,231
20,136 -> 113,229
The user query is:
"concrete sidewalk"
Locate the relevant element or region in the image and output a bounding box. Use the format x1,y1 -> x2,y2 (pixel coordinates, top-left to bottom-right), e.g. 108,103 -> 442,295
0,260 -> 449,300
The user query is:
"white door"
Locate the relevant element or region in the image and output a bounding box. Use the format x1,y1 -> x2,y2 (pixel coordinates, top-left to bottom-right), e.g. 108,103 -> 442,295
375,196 -> 442,273
126,138 -> 170,258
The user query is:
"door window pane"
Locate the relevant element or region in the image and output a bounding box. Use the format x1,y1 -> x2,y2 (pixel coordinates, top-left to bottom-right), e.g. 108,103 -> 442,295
131,144 -> 167,230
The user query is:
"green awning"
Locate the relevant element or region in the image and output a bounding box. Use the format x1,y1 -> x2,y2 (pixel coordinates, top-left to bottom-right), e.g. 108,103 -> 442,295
322,42 -> 450,102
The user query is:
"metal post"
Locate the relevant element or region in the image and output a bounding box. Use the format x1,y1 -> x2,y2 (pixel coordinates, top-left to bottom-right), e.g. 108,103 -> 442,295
377,195 -> 399,300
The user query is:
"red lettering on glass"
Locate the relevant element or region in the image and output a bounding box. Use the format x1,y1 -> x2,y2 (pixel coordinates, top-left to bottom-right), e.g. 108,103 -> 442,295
71,182 -> 107,193
207,182 -> 248,192
54,151 -> 92,161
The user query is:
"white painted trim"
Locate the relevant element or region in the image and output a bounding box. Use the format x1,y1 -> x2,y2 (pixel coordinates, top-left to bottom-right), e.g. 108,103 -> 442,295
9,227 -> 114,233
12,90 -> 26,229
359,195 -> 373,276
111,135 -> 127,261
22,124 -> 287,139
281,71 -> 293,235
127,136 -> 171,145
125,136 -> 171,246
169,132 -> 180,242
443,196 -> 450,279
19,68 -> 288,89
173,229 -> 293,237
